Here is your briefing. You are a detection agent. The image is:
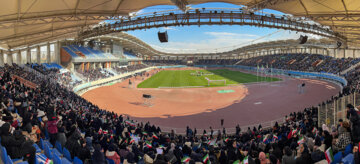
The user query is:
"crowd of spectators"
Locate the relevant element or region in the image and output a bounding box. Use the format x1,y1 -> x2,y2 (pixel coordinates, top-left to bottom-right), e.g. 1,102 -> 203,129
113,64 -> 148,74
195,59 -> 241,66
233,53 -> 360,74
27,64 -> 78,89
0,63 -> 359,164
76,69 -> 114,82
1,53 -> 360,164
144,60 -> 183,66
28,64 -> 59,76
187,53 -> 360,75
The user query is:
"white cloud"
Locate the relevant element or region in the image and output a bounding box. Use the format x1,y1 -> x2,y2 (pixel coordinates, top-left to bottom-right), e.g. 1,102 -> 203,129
204,32 -> 258,38
161,27 -> 177,31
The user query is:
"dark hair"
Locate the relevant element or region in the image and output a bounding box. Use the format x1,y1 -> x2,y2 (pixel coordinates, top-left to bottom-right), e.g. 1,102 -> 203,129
108,143 -> 116,152
301,143 -> 309,155
269,154 -> 277,164
346,104 -> 354,109
284,146 -> 292,156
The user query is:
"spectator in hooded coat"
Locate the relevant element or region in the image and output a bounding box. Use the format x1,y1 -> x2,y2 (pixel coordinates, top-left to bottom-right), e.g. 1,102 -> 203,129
77,139 -> 92,162
1,123 -> 36,164
65,130 -> 82,159
1,123 -> 24,159
346,104 -> 360,143
106,143 -> 121,164
295,143 -> 311,164
92,144 -> 107,164
322,130 -> 332,151
282,146 -> 295,164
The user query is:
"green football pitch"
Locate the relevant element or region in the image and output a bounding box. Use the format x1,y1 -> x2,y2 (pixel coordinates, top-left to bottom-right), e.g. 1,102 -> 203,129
137,69 -> 281,88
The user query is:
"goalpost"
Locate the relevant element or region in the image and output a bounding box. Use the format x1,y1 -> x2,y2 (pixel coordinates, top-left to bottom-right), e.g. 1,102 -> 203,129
205,77 -> 226,86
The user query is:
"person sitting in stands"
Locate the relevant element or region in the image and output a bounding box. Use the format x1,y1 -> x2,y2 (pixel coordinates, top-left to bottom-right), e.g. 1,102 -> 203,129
92,144 -> 107,164
106,143 -> 121,164
0,123 -> 36,164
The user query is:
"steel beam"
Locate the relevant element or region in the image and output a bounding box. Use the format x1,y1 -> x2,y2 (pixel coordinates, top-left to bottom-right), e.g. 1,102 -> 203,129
78,10 -> 345,42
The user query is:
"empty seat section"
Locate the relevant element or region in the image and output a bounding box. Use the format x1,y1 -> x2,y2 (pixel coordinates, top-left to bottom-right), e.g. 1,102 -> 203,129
62,47 -> 79,58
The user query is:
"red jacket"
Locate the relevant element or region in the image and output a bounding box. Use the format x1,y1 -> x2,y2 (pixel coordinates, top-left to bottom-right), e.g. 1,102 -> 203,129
47,120 -> 58,134
106,151 -> 121,164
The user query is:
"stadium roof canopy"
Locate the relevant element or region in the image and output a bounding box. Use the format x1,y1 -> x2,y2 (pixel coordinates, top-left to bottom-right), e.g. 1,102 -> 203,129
0,0 -> 359,50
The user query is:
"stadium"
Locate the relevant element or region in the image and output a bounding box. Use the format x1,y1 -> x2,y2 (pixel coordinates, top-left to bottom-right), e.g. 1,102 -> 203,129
0,0 -> 360,164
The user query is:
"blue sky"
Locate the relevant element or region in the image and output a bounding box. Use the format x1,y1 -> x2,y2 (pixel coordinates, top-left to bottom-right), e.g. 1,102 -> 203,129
125,2 -> 320,53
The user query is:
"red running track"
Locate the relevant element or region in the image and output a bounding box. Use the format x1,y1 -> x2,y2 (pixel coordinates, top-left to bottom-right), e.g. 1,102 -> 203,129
131,77 -> 340,133
82,69 -> 340,134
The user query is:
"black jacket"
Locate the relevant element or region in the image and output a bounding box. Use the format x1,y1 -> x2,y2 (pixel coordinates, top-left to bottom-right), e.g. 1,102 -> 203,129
348,109 -> 360,143
296,153 -> 312,164
65,131 -> 82,158
1,125 -> 25,159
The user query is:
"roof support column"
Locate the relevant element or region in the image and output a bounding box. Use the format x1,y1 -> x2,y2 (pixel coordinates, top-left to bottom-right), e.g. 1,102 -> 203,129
0,50 -> 4,67
36,46 -> 41,64
47,42 -> 51,63
55,41 -> 60,64
353,49 -> 356,58
7,51 -> 13,65
17,50 -> 22,64
26,48 -> 31,64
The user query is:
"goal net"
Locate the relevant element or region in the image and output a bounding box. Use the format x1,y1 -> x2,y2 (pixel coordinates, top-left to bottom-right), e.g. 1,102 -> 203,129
205,77 -> 226,86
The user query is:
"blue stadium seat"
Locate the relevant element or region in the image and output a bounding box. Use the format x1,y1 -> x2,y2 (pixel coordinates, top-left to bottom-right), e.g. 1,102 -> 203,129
62,147 -> 72,162
1,147 -> 6,163
54,151 -> 71,164
61,158 -> 72,164
50,63 -> 63,69
106,158 -> 115,164
1,147 -> 24,164
55,141 -> 63,154
39,138 -> 44,150
40,138 -> 52,150
44,130 -> 50,140
33,143 -> 41,153
73,156 -> 83,164
62,47 -> 79,58
331,152 -> 343,164
52,148 -> 62,158
342,153 -> 354,164
53,153 -> 61,164
44,144 -> 53,160
6,155 -> 28,164
344,144 -> 352,156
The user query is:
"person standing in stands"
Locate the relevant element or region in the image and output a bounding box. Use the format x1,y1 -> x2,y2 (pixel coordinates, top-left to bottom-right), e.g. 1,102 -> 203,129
346,104 -> 360,143
295,143 -> 311,164
47,115 -> 58,146
92,144 -> 107,164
